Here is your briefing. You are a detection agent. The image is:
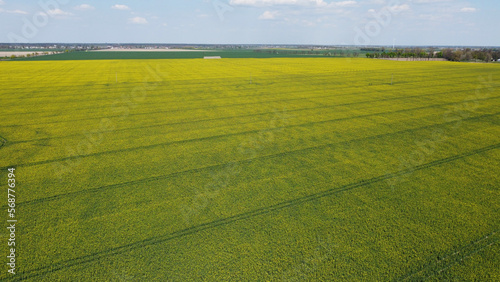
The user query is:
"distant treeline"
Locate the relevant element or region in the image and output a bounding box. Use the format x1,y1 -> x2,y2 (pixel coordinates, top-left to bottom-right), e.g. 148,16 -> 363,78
366,48 -> 500,62
253,49 -> 361,57
366,48 -> 437,59
441,48 -> 500,62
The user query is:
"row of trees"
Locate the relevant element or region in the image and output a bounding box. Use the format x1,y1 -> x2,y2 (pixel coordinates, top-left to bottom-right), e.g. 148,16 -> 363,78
441,48 -> 500,62
254,49 -> 325,55
253,49 -> 361,57
366,48 -> 500,62
324,51 -> 361,57
366,48 -> 439,59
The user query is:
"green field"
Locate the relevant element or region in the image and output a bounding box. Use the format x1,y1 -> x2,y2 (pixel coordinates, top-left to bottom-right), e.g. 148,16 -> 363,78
0,58 -> 499,280
14,49 -> 364,61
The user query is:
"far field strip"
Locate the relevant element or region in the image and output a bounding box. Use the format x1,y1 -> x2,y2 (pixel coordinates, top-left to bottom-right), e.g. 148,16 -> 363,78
0,72 -> 491,126
1,95 -> 498,171
0,51 -> 56,57
0,76 -> 495,128
92,49 -> 213,52
0,68 -> 491,108
0,63 -> 482,98
0,58 -> 491,95
14,144 -> 500,280
5,85 -> 498,145
0,59 -> 491,104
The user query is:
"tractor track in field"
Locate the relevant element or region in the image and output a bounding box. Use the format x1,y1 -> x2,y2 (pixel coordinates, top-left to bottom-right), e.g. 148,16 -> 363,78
396,229 -> 499,281
1,96 -> 498,172
7,112 -> 499,209
6,86 -> 496,146
0,135 -> 7,148
13,143 -> 500,281
1,76 -> 496,125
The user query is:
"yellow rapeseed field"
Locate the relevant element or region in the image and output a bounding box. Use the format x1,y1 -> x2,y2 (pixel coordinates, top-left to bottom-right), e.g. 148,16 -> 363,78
0,58 -> 499,280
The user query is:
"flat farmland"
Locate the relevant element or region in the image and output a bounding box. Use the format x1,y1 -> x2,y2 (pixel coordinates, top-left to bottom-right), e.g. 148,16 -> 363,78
0,58 -> 499,280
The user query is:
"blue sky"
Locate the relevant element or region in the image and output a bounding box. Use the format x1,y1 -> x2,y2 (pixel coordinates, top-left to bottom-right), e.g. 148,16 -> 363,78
0,0 -> 498,46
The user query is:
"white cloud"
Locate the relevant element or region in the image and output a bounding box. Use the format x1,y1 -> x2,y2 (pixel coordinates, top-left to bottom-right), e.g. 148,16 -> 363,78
0,8 -> 28,14
47,9 -> 73,16
8,9 -> 28,14
418,13 -> 451,22
74,4 -> 95,11
460,7 -> 477,13
259,10 -> 279,19
0,0 -> 4,5
129,17 -> 148,24
231,0 -> 327,7
388,4 -> 410,13
333,1 -> 357,7
413,0 -> 452,3
112,4 -> 131,10
230,0 -> 358,10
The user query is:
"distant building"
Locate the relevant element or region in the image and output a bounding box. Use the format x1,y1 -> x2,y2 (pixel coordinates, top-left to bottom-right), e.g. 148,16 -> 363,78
204,56 -> 221,59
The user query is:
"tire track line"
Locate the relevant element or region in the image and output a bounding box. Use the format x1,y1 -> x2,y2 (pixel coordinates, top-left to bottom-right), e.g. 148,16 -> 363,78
0,135 -> 7,149
396,230 -> 499,281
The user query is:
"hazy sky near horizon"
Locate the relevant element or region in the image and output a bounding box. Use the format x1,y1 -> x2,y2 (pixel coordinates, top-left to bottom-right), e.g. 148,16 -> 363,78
0,0 -> 498,46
